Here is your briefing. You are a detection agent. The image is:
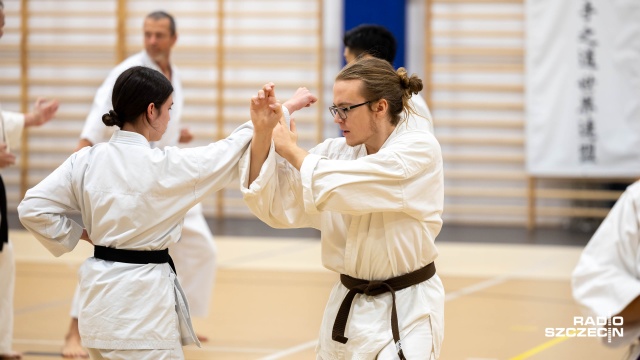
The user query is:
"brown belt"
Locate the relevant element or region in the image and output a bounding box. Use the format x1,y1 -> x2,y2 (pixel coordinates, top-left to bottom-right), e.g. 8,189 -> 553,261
331,262 -> 436,360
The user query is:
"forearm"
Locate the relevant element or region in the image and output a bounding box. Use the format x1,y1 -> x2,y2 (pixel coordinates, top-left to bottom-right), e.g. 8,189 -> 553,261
249,131 -> 272,185
279,145 -> 308,171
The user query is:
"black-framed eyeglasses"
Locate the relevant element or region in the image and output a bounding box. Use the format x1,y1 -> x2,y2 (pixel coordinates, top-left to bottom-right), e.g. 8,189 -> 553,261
329,101 -> 371,120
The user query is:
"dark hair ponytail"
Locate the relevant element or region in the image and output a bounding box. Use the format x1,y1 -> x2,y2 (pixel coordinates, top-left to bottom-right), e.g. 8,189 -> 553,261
102,66 -> 173,128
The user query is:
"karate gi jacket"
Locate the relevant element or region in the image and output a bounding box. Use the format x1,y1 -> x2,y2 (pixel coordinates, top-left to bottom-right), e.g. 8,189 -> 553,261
19,122 -> 252,350
240,115 -> 445,357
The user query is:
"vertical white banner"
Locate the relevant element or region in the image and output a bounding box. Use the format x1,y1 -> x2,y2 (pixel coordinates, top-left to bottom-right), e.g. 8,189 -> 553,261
525,0 -> 640,177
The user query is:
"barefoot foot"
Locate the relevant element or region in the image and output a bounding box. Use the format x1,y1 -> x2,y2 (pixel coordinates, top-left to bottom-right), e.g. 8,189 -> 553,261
62,334 -> 89,358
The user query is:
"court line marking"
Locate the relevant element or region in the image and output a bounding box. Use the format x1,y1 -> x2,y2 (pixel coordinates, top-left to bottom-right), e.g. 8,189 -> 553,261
14,298 -> 72,315
191,344 -> 278,354
256,340 -> 318,360
445,275 -> 510,302
508,336 -> 570,360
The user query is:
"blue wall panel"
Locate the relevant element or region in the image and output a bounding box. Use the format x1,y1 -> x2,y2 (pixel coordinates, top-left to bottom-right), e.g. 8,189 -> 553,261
343,0 -> 407,69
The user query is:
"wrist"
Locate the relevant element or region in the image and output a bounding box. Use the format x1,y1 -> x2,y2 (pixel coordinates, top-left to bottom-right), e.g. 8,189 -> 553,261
280,144 -> 301,163
24,113 -> 36,127
289,146 -> 309,170
253,128 -> 273,141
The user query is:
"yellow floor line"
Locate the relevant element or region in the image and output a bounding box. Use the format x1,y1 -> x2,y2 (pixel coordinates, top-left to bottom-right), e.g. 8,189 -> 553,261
509,336 -> 570,360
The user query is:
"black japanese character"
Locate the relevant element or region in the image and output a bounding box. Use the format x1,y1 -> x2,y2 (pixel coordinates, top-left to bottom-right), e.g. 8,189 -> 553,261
580,143 -> 596,163
581,1 -> 596,22
579,48 -> 597,69
578,76 -> 596,92
579,27 -> 597,47
579,118 -> 596,138
579,96 -> 596,114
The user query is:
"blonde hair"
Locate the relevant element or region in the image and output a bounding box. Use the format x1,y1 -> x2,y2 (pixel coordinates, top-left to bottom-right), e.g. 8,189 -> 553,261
336,57 -> 423,126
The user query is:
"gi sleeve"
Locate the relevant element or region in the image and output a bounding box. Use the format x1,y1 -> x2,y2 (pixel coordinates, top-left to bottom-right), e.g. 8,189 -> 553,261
17,154 -> 84,257
1,110 -> 25,152
182,120 -> 255,201
240,140 -> 316,229
300,131 -> 440,216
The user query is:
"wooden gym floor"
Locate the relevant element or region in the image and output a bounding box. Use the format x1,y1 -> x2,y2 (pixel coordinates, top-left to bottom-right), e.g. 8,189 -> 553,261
9,229 -> 630,360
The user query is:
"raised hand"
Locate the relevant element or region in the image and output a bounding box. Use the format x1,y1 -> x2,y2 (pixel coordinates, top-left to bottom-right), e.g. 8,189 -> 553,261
26,98 -> 59,127
250,82 -> 282,133
282,87 -> 318,114
248,82 -> 283,185
179,127 -> 194,144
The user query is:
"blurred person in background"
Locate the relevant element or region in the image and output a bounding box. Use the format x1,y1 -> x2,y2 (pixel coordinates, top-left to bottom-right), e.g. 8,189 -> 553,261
343,24 -> 433,134
0,2 -> 59,359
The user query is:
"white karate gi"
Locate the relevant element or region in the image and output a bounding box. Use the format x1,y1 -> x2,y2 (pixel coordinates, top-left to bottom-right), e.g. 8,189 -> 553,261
74,50 -> 216,319
572,181 -> 640,358
18,123 -> 252,357
409,94 -> 434,134
0,109 -> 26,355
240,115 -> 445,359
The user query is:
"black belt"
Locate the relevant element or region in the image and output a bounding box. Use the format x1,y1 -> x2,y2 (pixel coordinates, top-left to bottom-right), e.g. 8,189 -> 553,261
332,262 -> 436,360
0,174 -> 8,252
94,245 -> 176,274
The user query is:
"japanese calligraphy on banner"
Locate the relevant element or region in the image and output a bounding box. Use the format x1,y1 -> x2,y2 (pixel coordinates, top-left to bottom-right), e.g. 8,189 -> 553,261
525,0 -> 640,177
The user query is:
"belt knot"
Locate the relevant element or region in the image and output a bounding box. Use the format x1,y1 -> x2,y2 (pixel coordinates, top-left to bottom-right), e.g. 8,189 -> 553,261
357,280 -> 387,296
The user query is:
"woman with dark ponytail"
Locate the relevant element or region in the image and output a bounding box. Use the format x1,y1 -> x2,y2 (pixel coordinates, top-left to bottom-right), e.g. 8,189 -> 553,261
244,57 -> 445,359
18,66 -> 256,359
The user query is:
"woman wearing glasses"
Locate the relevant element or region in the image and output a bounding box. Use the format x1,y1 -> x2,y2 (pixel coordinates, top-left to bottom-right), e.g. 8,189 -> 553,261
242,56 -> 445,359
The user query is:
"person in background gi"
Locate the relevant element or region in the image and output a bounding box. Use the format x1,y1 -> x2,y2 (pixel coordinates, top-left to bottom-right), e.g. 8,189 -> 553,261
0,1 -> 60,359
343,24 -> 433,134
63,10 -> 217,358
18,66 -> 257,360
572,181 -> 640,360
242,57 -> 445,359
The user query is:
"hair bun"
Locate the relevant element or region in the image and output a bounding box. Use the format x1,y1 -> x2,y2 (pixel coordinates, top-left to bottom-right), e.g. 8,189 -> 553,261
397,67 -> 410,88
397,67 -> 423,97
102,110 -> 121,127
